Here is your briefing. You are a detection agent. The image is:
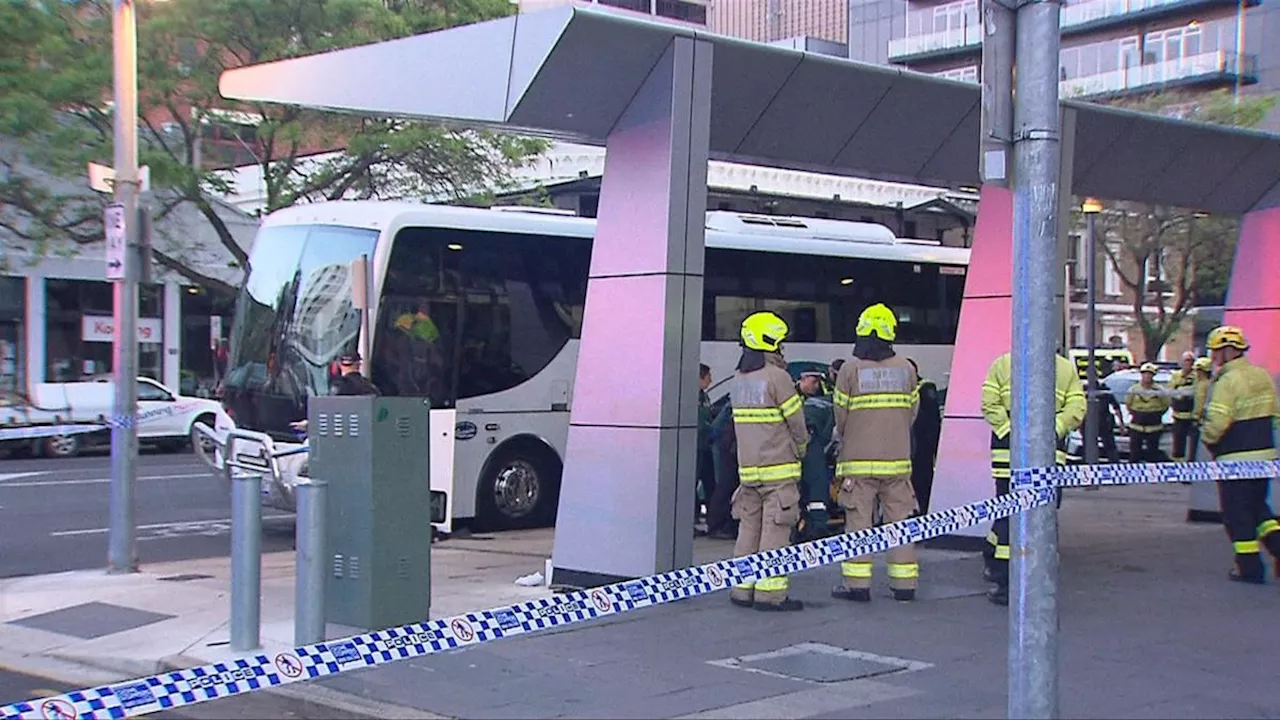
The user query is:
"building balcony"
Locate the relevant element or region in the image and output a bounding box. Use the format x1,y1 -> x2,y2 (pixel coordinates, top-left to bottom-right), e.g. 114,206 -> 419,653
1061,51 -> 1258,99
888,0 -> 1260,64
888,23 -> 981,64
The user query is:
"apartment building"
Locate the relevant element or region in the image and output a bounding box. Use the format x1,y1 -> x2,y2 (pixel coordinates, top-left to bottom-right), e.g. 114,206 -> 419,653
870,0 -> 1278,113
515,0 -> 711,26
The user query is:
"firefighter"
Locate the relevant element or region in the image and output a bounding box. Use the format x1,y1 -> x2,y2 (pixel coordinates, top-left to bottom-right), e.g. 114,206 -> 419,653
728,311 -> 808,612
828,303 -> 920,603
981,350 -> 1086,606
1189,356 -> 1213,462
796,371 -> 834,542
1199,326 -> 1280,583
1167,351 -> 1198,461
1126,363 -> 1170,463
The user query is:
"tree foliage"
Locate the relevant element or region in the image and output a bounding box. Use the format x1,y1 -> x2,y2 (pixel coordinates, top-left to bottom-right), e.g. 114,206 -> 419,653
0,0 -> 547,298
1076,89 -> 1277,360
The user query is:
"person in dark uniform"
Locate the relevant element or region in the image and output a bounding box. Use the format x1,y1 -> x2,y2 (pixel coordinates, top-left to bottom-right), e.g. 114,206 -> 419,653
1088,360 -> 1125,464
704,398 -> 739,540
331,352 -> 381,396
905,359 -> 941,515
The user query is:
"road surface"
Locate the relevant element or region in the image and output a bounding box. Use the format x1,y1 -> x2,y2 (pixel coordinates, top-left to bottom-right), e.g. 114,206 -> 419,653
0,452 -> 295,579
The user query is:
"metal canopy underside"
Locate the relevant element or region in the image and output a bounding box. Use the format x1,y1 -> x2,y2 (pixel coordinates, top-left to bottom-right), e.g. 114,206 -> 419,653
220,6 -> 1280,215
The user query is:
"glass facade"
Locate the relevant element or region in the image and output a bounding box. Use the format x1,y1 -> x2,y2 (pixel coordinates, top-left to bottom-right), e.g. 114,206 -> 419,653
180,288 -> 235,397
0,277 -> 23,394
45,279 -> 164,382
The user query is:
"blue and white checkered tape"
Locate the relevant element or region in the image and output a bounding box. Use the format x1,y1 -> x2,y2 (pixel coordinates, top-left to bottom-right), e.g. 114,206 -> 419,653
1013,458 -> 1280,490
0,404 -> 209,443
0,485 -> 1056,720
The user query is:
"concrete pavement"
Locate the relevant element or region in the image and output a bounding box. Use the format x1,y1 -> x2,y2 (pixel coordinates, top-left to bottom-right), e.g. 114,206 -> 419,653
3,484 -> 1278,718
0,454 -> 293,578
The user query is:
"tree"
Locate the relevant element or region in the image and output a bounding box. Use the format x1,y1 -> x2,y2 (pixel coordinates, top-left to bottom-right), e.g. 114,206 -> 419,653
0,0 -> 547,299
1078,89 -> 1276,360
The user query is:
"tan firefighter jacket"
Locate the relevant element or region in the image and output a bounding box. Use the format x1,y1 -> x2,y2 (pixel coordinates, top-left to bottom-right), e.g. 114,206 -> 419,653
730,353 -> 808,485
833,355 -> 918,477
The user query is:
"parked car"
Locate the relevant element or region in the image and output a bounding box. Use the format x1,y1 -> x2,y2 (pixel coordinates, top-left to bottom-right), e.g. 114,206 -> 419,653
1066,368 -> 1175,462
26,376 -> 234,458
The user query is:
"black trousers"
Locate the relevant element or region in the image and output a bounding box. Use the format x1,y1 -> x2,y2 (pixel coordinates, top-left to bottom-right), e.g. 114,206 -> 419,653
1171,418 -> 1196,461
983,475 -> 1061,587
1218,478 -> 1280,578
910,451 -> 936,515
1129,430 -> 1163,463
1097,423 -> 1120,463
695,447 -> 715,518
706,449 -> 739,535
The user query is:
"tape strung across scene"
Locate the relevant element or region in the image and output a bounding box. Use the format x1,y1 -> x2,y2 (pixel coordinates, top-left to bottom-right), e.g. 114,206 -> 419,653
3,457 -> 1272,720
0,405 -> 207,443
0,487 -> 1055,720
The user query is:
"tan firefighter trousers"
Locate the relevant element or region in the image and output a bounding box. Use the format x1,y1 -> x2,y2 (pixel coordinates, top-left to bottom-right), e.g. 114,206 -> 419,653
730,481 -> 801,606
837,473 -> 919,591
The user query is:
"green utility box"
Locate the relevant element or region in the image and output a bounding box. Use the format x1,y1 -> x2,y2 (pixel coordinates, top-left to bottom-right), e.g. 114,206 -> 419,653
308,396 -> 432,630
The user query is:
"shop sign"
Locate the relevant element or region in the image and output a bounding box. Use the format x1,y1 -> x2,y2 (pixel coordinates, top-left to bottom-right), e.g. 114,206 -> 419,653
82,315 -> 162,344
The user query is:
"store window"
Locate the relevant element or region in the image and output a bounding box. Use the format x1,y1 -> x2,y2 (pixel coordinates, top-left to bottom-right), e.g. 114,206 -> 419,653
180,287 -> 235,397
45,279 -> 164,382
0,277 -> 24,393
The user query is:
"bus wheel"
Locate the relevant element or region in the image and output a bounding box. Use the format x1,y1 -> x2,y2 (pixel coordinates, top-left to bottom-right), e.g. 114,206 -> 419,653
475,444 -> 561,531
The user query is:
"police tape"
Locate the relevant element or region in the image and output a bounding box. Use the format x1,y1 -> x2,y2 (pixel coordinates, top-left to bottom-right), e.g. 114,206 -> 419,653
0,485 -> 1057,720
1013,458 -> 1280,491
0,405 -> 204,443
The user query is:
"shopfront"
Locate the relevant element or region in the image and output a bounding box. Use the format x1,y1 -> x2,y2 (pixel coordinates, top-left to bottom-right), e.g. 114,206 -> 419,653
179,286 -> 235,396
44,279 -> 165,382
0,277 -> 23,393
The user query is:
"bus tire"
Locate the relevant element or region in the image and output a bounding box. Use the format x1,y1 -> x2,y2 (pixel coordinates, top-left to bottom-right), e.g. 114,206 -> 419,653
474,440 -> 561,531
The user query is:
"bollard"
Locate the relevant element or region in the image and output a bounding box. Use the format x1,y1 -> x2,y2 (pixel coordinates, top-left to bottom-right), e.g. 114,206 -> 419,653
294,475 -> 327,646
230,469 -> 262,652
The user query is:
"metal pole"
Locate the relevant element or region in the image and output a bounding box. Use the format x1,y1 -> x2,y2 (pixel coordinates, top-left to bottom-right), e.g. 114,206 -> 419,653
1009,0 -> 1063,715
980,0 -> 1015,187
1083,210 -> 1099,465
294,476 -> 328,646
107,0 -> 140,575
230,463 -> 262,652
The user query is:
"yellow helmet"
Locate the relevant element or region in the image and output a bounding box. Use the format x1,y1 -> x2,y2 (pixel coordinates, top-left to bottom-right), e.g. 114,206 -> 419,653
1206,325 -> 1248,351
1139,362 -> 1158,374
741,311 -> 789,353
1193,357 -> 1213,372
855,303 -> 898,342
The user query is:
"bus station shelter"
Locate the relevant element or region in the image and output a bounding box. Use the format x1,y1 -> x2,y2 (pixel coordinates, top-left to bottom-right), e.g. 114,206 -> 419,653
220,5 -> 1280,586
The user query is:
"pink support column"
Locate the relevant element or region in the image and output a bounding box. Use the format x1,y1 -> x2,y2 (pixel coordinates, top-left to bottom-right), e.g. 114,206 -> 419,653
1222,207 -> 1280,378
931,185 -> 1015,541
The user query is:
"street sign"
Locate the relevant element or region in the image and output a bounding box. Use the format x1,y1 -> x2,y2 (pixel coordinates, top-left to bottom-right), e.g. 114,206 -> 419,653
88,162 -> 150,194
104,203 -> 126,280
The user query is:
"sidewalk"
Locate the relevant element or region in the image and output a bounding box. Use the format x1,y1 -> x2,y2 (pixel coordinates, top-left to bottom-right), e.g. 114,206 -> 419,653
4,486 -> 1279,718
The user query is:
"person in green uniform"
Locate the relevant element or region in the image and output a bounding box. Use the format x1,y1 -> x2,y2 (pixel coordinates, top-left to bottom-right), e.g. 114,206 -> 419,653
797,370 -> 835,541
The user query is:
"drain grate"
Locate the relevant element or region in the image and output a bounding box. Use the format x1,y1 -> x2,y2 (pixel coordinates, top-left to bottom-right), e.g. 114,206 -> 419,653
8,602 -> 175,640
157,573 -> 215,582
709,643 -> 932,684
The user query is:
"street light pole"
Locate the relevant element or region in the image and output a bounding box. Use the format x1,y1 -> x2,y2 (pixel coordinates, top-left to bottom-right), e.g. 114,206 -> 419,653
107,0 -> 141,574
1082,199 -> 1102,466
1008,0 -> 1063,715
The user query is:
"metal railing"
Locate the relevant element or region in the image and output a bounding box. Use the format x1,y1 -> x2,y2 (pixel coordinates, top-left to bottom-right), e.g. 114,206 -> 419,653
193,423 -> 326,650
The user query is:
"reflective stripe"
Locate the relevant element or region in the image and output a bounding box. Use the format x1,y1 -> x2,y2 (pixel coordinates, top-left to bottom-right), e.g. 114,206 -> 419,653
738,461 -> 802,483
1129,424 -> 1164,433
987,531 -> 1010,559
887,562 -> 919,579
841,561 -> 873,578
756,576 -> 789,592
1217,448 -> 1280,462
1234,540 -> 1260,554
1055,450 -> 1067,465
991,449 -> 1011,462
779,394 -> 803,418
832,387 -> 852,409
994,448 -> 1065,466
735,582 -> 755,590
733,407 -> 784,423
987,531 -> 1000,546
1173,411 -> 1196,420
993,422 -> 1011,438
807,502 -> 827,511
836,459 -> 912,476
845,392 -> 914,410
1259,519 -> 1280,538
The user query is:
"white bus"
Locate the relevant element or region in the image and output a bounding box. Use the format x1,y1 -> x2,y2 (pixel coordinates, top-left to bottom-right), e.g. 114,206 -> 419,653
220,202 -> 970,533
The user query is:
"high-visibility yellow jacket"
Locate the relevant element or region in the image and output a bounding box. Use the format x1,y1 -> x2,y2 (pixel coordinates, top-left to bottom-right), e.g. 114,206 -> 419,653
981,353 -> 1086,478
1193,375 -> 1212,424
1166,369 -> 1197,420
730,353 -> 809,485
832,355 -> 918,477
1201,356 -> 1280,462
1125,385 -> 1170,433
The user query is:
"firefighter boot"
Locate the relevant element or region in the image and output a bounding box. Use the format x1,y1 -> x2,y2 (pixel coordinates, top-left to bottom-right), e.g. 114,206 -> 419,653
831,586 -> 872,602
1229,552 -> 1265,584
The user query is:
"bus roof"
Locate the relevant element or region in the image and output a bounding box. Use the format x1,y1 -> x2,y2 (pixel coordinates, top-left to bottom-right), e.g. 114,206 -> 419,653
263,201 -> 971,266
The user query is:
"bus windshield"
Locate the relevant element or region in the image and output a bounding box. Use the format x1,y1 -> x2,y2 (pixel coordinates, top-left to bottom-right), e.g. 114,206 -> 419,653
222,224 -> 378,439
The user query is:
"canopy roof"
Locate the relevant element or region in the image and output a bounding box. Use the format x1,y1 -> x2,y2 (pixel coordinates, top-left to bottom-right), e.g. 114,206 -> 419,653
220,5 -> 1280,215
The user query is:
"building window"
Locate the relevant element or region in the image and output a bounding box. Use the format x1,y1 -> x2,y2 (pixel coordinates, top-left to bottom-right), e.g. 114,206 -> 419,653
180,288 -> 235,397
45,279 -> 164,382
1104,248 -> 1122,297
0,277 -> 24,393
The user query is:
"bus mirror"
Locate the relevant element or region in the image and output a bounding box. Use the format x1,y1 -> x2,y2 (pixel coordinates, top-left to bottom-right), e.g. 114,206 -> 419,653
350,255 -> 369,310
